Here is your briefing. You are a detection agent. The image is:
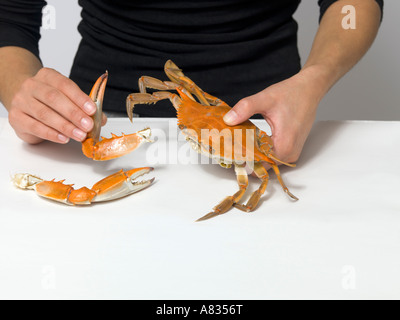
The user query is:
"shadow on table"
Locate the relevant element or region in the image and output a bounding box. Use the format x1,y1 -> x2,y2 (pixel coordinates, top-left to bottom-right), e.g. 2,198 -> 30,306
21,135 -> 168,181
297,121 -> 345,168
22,139 -> 85,164
192,121 -> 345,207
194,121 -> 345,177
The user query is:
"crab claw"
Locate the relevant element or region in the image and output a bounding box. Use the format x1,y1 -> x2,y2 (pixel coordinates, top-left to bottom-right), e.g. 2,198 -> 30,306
12,169 -> 154,205
91,168 -> 155,202
82,72 -> 153,161
88,71 -> 108,144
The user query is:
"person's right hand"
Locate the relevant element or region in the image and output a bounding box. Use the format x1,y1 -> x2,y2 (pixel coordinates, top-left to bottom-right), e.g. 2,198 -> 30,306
8,67 -> 102,145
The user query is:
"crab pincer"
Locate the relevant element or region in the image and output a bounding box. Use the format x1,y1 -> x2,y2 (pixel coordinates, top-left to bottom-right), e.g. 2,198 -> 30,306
82,72 -> 152,161
12,168 -> 154,205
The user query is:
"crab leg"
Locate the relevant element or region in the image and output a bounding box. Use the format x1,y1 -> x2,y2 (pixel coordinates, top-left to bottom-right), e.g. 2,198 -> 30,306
12,168 -> 154,205
271,164 -> 298,201
126,91 -> 182,122
138,76 -> 197,101
257,130 -> 296,168
255,130 -> 297,200
164,60 -> 229,108
164,60 -> 209,105
139,76 -> 178,92
81,73 -> 152,161
234,162 -> 270,212
196,163 -> 248,222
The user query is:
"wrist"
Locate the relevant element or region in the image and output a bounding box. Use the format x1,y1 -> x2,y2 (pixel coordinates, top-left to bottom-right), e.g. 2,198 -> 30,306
0,47 -> 42,111
2,74 -> 32,112
298,64 -> 339,103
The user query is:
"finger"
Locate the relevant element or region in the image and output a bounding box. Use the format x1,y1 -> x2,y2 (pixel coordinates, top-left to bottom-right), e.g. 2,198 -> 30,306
32,82 -> 94,134
25,98 -> 88,142
223,96 -> 267,126
14,111 -> 70,144
36,68 -> 97,116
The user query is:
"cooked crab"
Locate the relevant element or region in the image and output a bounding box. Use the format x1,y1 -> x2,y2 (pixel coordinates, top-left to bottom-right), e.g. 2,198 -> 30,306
127,60 -> 298,221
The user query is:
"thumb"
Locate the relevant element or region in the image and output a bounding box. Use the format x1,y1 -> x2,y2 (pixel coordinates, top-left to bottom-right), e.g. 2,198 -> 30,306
223,97 -> 262,126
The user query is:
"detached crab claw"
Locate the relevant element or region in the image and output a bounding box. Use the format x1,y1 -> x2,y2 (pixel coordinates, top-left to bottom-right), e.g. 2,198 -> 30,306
82,72 -> 152,161
13,74 -> 155,206
12,168 -> 155,205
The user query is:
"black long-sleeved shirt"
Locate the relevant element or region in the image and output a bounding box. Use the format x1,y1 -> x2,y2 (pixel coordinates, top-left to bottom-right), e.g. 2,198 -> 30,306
0,0 -> 383,117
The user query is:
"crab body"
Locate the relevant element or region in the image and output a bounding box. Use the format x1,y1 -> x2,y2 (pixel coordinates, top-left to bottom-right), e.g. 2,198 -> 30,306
177,93 -> 275,165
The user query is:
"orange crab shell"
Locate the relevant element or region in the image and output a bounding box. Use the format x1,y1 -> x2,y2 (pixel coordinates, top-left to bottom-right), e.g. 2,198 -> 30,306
34,181 -> 96,204
176,89 -> 275,165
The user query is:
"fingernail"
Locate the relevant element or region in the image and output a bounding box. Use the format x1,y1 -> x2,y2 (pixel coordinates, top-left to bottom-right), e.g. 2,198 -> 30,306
73,128 -> 86,141
83,101 -> 96,114
223,110 -> 238,125
81,117 -> 93,131
58,134 -> 69,143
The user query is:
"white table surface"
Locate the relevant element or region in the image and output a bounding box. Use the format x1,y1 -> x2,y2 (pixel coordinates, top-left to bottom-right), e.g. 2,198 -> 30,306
0,117 -> 399,300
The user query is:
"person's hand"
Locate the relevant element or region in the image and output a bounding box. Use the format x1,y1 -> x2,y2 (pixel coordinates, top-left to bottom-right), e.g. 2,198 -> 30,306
223,67 -> 325,167
8,67 -> 107,145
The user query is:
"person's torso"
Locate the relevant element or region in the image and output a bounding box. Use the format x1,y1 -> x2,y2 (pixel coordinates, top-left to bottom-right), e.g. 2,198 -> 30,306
70,0 -> 302,116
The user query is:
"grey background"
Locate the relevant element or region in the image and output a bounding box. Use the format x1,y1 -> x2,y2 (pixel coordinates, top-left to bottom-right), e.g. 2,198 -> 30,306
0,0 -> 398,120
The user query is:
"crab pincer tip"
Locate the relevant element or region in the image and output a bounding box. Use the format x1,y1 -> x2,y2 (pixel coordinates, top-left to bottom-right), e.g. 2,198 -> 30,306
100,71 -> 108,81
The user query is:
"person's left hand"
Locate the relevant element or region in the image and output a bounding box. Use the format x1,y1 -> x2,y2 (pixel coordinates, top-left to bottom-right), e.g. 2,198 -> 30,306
223,67 -> 325,167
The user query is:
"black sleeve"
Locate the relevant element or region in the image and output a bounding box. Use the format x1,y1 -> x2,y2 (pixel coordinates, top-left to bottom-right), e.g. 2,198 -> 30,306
0,0 -> 47,60
318,0 -> 384,21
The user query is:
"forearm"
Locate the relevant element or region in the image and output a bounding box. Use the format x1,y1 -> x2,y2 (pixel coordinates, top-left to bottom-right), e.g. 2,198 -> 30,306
301,0 -> 382,101
0,46 -> 42,111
